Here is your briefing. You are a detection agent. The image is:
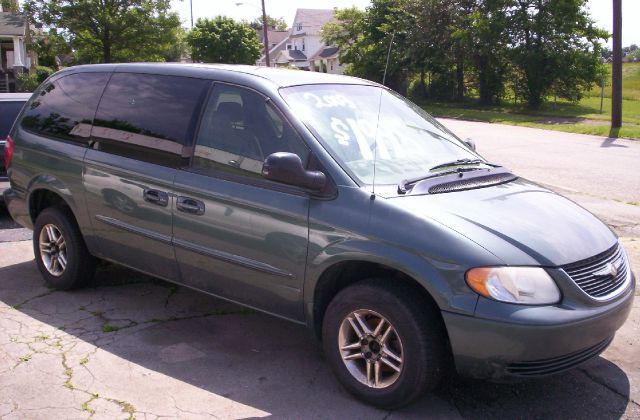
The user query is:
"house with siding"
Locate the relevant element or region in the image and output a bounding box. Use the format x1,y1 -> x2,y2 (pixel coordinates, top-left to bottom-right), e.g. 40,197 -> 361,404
259,8 -> 343,74
0,11 -> 30,92
256,28 -> 289,68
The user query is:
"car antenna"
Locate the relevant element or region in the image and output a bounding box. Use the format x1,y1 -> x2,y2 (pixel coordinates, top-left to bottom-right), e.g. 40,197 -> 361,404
372,30 -> 396,200
382,30 -> 396,87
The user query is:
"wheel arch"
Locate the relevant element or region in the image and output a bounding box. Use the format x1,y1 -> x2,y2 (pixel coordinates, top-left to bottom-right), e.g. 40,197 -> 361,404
24,173 -> 84,221
28,187 -> 78,224
304,242 -> 462,341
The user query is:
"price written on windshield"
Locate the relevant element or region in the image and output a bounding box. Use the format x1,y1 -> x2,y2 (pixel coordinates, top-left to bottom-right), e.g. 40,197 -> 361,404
300,91 -> 411,161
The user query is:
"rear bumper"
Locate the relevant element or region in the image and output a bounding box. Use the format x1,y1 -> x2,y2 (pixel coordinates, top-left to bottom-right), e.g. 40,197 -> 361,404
3,188 -> 32,228
0,140 -> 5,180
0,181 -> 8,201
443,273 -> 635,380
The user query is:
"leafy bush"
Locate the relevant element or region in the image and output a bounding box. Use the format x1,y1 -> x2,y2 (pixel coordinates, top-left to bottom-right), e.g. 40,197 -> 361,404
35,66 -> 55,83
16,66 -> 55,92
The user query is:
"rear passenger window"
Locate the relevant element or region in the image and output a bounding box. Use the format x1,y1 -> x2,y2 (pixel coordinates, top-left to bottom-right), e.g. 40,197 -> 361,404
191,84 -> 308,179
92,73 -> 209,167
20,72 -> 110,143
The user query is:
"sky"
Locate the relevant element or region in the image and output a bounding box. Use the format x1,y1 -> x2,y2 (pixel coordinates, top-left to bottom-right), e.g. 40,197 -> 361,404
170,0 -> 640,47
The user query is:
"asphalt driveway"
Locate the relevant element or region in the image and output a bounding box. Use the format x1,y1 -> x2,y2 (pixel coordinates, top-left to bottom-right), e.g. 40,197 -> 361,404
0,121 -> 639,419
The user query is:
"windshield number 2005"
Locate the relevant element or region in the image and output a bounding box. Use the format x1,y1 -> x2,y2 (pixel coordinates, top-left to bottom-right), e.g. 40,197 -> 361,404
303,92 -> 357,110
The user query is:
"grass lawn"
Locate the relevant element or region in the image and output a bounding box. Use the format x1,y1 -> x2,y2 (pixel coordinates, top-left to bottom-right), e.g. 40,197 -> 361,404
419,62 -> 640,139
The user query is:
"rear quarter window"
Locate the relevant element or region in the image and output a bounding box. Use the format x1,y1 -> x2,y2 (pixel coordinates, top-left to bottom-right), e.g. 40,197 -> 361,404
20,72 -> 111,143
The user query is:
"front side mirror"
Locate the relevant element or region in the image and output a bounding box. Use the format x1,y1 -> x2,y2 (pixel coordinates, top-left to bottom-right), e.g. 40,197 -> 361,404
464,138 -> 476,151
262,152 -> 326,191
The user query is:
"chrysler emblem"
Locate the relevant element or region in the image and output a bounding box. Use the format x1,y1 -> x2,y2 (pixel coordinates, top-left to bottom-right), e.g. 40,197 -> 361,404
593,261 -> 621,278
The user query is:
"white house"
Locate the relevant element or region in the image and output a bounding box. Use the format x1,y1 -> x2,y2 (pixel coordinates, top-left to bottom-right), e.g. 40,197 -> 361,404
309,46 -> 343,74
259,8 -> 343,74
0,4 -> 31,92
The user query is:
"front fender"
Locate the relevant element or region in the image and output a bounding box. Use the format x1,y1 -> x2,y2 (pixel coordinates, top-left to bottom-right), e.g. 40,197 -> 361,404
303,238 -> 480,328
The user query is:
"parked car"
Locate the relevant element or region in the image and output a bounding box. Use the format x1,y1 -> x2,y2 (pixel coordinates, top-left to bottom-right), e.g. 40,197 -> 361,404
0,93 -> 31,181
4,64 -> 635,408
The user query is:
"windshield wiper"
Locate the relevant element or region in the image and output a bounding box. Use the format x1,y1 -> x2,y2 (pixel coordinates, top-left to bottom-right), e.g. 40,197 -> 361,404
428,158 -> 485,171
397,159 -> 496,194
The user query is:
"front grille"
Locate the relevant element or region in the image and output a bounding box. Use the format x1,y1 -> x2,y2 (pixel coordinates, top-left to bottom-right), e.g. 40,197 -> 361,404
506,336 -> 613,376
427,172 -> 517,194
562,244 -> 629,299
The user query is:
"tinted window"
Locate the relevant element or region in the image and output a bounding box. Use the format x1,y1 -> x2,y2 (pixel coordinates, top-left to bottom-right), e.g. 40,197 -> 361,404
191,84 -> 308,179
20,73 -> 110,143
0,101 -> 25,139
93,73 -> 209,166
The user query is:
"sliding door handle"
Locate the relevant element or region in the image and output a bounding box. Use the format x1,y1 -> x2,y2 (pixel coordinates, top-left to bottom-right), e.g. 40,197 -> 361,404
176,196 -> 205,215
143,189 -> 169,207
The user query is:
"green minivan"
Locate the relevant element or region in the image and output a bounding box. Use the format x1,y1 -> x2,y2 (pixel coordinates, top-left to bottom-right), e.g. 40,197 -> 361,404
4,64 -> 635,408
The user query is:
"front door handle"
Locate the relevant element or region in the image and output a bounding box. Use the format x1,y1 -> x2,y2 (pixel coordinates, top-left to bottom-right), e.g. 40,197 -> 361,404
143,189 -> 169,207
176,196 -> 205,215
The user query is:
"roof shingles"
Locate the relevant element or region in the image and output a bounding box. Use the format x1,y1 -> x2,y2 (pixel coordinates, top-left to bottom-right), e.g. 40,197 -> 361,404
0,12 -> 26,37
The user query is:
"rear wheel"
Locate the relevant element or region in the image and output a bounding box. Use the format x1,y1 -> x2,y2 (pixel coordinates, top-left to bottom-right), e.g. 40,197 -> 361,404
322,279 -> 447,408
33,206 -> 96,290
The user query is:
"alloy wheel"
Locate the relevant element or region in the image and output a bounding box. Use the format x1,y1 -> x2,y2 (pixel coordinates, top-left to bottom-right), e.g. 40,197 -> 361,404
338,309 -> 404,388
38,224 -> 67,277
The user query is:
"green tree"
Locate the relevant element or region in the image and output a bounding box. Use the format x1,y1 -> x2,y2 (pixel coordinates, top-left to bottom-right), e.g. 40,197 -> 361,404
161,26 -> 189,62
1,0 -> 19,11
187,16 -> 262,64
323,1 -> 410,93
454,0 -> 511,105
27,0 -> 182,63
403,0 -> 458,100
250,15 -> 288,31
508,0 -> 608,108
29,28 -> 72,68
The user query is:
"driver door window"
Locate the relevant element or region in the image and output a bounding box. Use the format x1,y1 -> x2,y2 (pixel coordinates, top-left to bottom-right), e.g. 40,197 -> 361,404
191,84 -> 308,179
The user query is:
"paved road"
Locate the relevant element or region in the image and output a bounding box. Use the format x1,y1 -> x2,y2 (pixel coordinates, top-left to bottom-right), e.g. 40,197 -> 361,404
441,119 -> 640,203
441,119 -> 640,239
0,122 -> 639,419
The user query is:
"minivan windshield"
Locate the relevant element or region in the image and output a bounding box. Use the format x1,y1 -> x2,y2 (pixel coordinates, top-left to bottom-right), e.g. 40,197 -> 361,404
280,84 -> 482,185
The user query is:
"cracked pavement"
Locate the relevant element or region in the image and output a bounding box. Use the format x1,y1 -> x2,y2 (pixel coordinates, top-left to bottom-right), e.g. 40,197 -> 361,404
1,121 -> 640,419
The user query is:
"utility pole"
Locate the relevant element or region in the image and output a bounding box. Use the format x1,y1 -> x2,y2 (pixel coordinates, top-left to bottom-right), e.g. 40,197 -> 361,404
611,0 -> 622,128
190,0 -> 194,27
261,0 -> 270,67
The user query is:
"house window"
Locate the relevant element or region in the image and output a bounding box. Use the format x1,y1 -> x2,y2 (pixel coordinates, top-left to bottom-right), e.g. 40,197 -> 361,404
296,23 -> 302,31
302,39 -> 305,51
287,44 -> 292,50
330,61 -> 334,71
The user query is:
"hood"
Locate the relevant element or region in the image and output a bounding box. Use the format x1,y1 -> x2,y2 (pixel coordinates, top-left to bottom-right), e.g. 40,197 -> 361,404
390,179 -> 617,266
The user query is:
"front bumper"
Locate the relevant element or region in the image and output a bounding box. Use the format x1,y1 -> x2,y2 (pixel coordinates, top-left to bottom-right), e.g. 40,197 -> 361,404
443,272 -> 635,380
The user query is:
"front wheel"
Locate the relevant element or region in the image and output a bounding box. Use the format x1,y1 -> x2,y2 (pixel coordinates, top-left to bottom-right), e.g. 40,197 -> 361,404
322,279 -> 447,408
33,206 -> 96,290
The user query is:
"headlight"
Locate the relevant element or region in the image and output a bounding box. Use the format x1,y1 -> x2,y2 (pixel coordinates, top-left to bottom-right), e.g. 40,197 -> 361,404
466,267 -> 561,305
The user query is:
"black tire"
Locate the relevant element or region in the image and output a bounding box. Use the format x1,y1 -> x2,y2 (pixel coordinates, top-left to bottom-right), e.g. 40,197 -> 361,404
322,278 -> 447,408
33,206 -> 96,290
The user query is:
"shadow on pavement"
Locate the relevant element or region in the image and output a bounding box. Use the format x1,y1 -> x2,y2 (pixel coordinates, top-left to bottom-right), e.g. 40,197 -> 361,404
0,258 -> 633,418
600,136 -> 628,148
0,204 -> 31,242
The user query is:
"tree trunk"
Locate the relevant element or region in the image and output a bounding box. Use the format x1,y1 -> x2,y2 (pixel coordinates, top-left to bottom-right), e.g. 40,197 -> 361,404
419,65 -> 427,98
103,25 -> 111,63
455,45 -> 464,102
478,58 -> 491,106
103,43 -> 111,63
